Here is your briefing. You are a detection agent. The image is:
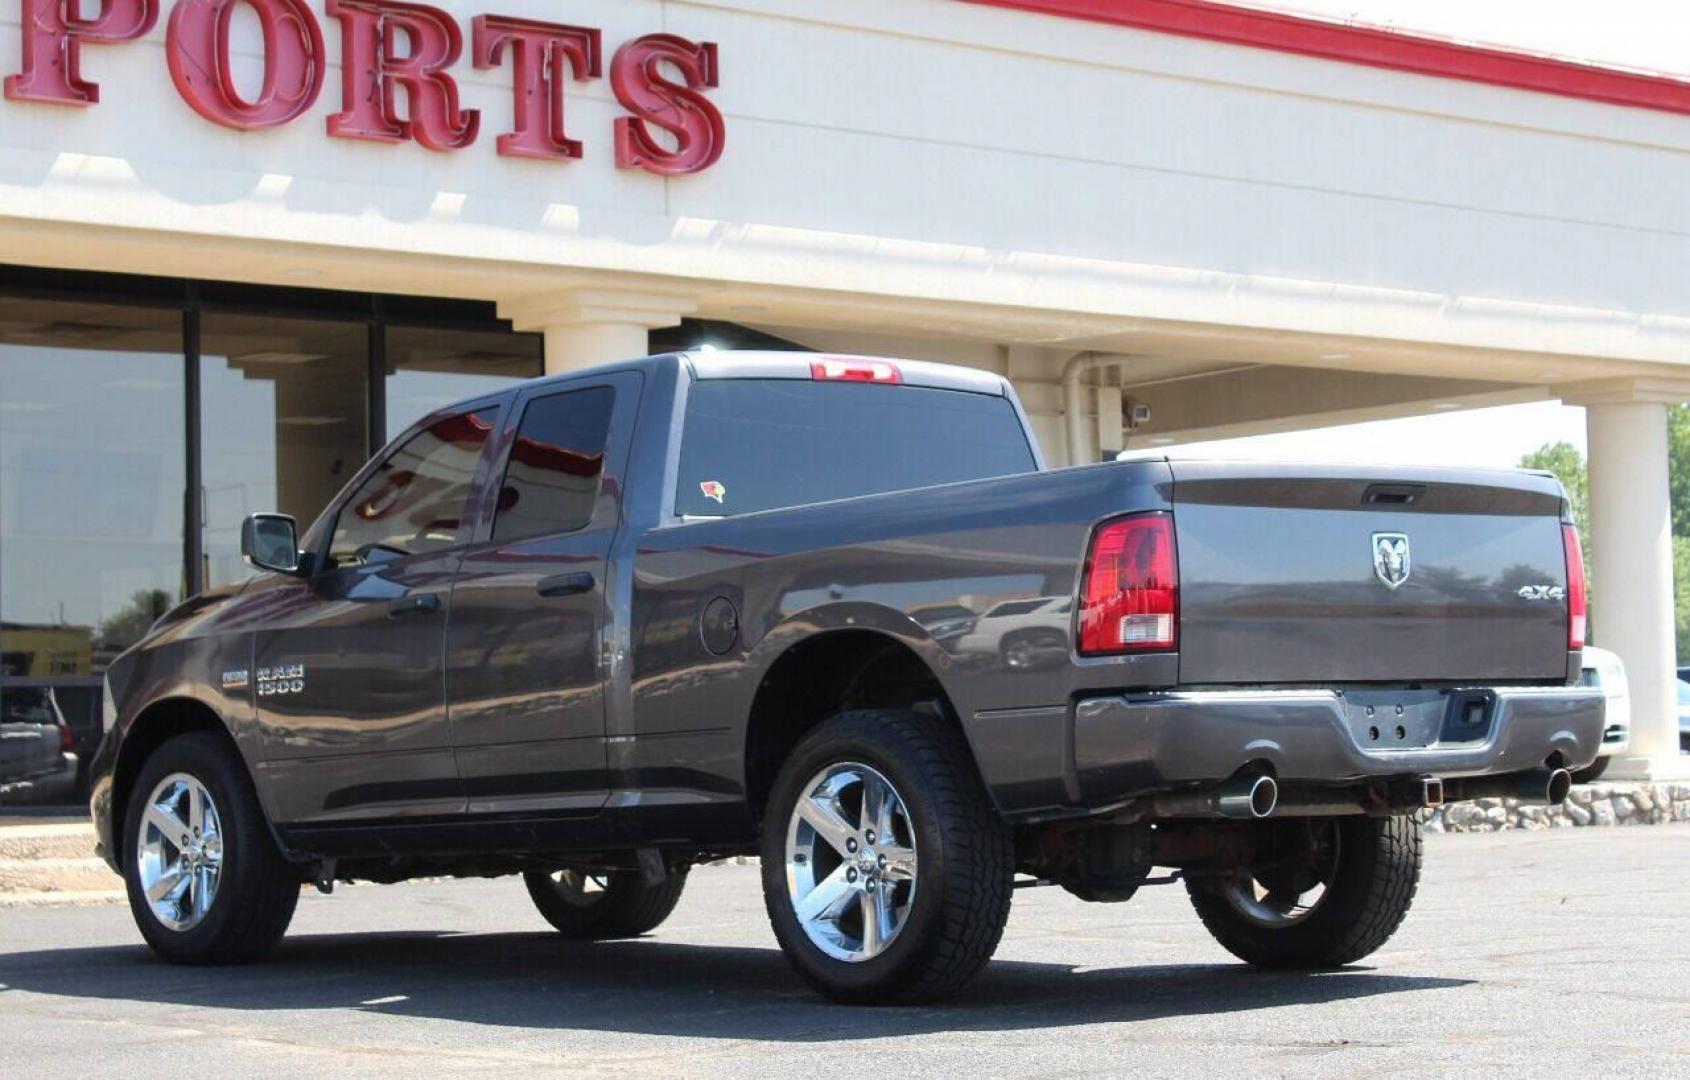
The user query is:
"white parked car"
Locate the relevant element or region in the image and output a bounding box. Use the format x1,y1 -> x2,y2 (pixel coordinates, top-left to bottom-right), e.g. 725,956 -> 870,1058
953,596 -> 1072,670
1574,646 -> 1630,782
1677,678 -> 1690,754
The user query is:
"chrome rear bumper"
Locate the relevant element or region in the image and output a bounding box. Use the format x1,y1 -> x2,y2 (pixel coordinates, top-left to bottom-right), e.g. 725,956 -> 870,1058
1069,686 -> 1604,807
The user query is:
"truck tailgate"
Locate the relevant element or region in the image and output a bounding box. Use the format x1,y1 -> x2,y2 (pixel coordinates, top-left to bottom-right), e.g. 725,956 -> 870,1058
1169,462 -> 1572,684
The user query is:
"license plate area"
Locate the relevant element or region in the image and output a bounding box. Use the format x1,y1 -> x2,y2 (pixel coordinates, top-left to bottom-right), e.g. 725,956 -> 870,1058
1341,689 -> 1495,750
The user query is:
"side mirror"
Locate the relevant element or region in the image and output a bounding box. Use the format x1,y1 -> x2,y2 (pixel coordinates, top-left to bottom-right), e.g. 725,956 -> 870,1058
241,513 -> 302,575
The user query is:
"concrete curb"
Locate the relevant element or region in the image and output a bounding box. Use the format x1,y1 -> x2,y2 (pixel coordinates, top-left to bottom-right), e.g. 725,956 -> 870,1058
0,888 -> 125,908
0,822 -> 113,900
1427,782 -> 1690,832
0,823 -> 97,862
0,856 -> 117,893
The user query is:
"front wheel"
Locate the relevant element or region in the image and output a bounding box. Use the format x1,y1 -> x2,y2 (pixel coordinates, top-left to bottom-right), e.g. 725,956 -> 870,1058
1187,815 -> 1422,969
123,732 -> 300,963
760,710 -> 1014,1004
523,867 -> 688,939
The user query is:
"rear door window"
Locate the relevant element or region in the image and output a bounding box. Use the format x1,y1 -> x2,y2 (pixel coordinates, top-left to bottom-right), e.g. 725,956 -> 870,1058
492,386 -> 615,542
675,380 -> 1036,517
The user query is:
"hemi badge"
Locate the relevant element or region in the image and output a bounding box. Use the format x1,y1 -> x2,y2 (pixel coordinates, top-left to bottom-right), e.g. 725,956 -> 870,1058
221,669 -> 250,690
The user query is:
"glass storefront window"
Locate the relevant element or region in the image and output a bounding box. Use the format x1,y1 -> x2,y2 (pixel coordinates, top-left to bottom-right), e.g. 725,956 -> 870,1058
0,271 -> 549,804
0,299 -> 185,679
385,325 -> 540,438
199,314 -> 368,589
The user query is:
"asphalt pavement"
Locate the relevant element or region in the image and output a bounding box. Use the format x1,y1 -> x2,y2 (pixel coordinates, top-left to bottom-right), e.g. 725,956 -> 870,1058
1,826 -> 1686,1078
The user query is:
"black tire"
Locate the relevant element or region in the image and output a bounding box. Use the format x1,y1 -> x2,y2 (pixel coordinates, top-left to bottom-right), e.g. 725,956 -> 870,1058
1570,755 -> 1610,784
759,709 -> 1014,1004
122,732 -> 299,964
1187,815 -> 1421,969
523,868 -> 688,939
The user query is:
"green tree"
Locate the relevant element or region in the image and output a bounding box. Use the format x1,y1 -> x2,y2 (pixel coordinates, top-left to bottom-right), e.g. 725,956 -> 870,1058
1671,405 -> 1690,538
97,588 -> 173,655
1676,537 -> 1690,666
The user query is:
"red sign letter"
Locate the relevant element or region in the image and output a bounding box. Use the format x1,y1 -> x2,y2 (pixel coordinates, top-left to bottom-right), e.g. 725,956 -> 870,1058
610,34 -> 723,176
5,0 -> 158,105
471,15 -> 598,161
167,0 -> 324,129
325,0 -> 478,151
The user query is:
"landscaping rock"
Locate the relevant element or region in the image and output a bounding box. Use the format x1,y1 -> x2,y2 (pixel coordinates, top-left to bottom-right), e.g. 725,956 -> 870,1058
1422,782 -> 1688,833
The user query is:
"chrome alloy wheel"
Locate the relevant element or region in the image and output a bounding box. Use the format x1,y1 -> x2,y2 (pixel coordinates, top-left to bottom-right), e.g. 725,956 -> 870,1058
784,762 -> 919,963
135,772 -> 224,931
1221,823 -> 1341,929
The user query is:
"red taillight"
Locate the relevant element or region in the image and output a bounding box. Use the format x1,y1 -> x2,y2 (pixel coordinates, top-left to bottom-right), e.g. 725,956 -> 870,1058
810,357 -> 902,384
1078,512 -> 1178,655
1563,523 -> 1587,650
59,724 -> 75,753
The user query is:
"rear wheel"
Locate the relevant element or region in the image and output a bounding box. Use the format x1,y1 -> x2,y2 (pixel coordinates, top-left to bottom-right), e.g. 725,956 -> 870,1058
123,732 -> 299,963
760,710 -> 1013,1004
522,867 -> 688,939
1187,815 -> 1421,969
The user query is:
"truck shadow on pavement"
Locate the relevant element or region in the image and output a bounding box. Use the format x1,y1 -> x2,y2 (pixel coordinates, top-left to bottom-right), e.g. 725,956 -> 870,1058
0,931 -> 1471,1038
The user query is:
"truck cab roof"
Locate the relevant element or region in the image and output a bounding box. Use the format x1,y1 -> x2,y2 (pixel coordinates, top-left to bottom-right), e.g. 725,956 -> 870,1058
500,350 -> 1012,403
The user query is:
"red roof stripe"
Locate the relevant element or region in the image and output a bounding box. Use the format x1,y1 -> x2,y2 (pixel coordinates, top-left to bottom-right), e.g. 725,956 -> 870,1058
957,0 -> 1690,117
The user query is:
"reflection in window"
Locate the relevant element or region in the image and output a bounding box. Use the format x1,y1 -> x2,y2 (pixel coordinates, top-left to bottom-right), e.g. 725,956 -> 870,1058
0,299 -> 184,677
385,325 -> 540,439
200,314 -> 368,589
493,388 -> 614,542
329,408 -> 498,565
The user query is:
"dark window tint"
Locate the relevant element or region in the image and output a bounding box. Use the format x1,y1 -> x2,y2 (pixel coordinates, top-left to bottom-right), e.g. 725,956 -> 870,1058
493,387 -> 614,542
329,407 -> 498,565
676,380 -> 1036,517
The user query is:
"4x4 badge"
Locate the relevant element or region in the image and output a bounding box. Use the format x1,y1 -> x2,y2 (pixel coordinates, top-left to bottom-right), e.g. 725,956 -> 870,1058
1372,532 -> 1410,590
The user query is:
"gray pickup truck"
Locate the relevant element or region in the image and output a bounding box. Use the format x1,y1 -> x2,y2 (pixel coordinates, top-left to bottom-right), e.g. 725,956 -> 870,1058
88,351 -> 1603,1003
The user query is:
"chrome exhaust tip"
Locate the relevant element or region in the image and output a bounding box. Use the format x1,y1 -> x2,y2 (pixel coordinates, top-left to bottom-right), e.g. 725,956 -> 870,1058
1545,768 -> 1572,804
1217,774 -> 1278,819
1443,767 -> 1576,805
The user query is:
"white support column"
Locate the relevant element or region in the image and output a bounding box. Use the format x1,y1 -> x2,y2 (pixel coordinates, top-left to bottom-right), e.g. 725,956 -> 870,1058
499,287 -> 699,374
1564,378 -> 1690,780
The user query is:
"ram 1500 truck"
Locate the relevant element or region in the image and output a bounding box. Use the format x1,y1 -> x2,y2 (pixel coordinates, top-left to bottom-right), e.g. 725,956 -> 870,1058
88,351 -> 1604,1003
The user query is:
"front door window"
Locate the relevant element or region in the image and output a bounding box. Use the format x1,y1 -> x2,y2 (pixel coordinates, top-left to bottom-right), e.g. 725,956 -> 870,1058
327,407 -> 500,567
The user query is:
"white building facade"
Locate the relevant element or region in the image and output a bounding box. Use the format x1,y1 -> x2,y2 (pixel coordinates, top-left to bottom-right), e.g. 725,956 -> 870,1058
2,0 -> 1686,779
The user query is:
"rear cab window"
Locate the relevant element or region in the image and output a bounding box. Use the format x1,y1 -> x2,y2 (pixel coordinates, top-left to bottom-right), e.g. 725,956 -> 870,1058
675,378 -> 1037,517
